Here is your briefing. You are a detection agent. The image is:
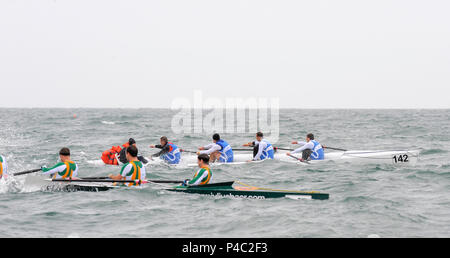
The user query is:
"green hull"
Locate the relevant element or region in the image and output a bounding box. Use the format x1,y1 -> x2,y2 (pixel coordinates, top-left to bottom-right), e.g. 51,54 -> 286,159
168,182 -> 329,200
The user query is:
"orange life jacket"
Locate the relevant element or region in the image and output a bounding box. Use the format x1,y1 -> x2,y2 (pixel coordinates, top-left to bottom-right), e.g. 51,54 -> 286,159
101,142 -> 130,166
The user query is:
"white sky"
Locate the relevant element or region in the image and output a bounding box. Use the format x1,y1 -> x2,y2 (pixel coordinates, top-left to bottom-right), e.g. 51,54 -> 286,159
0,0 -> 449,108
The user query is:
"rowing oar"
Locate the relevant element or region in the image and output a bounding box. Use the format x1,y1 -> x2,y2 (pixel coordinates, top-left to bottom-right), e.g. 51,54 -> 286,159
323,146 -> 347,151
233,147 -> 295,152
274,147 -> 294,151
286,153 -> 309,164
180,149 -> 197,154
13,168 -> 42,176
54,178 -> 184,184
232,148 -> 254,151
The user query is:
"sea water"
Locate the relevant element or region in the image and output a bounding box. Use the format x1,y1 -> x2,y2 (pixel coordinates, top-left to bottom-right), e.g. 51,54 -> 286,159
0,109 -> 449,237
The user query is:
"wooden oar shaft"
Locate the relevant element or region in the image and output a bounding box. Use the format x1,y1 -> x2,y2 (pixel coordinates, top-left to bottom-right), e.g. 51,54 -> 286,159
13,168 -> 42,176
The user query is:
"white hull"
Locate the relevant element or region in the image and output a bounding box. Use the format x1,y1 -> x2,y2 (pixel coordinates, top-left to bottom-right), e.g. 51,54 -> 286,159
153,149 -> 420,167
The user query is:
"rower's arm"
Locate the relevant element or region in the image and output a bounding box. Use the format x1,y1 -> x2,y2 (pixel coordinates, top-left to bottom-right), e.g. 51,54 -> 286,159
187,168 -> 207,186
152,145 -> 170,157
41,163 -> 66,175
202,143 -> 215,150
199,144 -> 221,155
292,142 -> 314,154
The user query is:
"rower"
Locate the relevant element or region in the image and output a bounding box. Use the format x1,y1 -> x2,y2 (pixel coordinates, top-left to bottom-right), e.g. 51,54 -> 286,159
182,154 -> 212,186
197,134 -> 234,163
117,138 -> 148,165
0,155 -> 7,180
243,132 -> 275,161
150,136 -> 181,164
101,138 -> 148,166
287,133 -> 324,161
41,148 -> 79,179
109,145 -> 146,186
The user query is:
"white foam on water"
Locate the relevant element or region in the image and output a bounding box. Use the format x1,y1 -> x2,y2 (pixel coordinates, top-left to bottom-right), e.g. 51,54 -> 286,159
67,233 -> 81,238
0,177 -> 23,193
86,160 -> 107,166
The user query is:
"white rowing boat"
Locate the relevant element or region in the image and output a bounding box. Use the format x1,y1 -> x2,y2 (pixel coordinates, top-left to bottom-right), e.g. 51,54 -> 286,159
179,149 -> 420,166
288,150 -> 420,165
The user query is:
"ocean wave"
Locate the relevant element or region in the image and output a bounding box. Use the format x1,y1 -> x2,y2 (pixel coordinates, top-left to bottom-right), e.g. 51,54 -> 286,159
421,149 -> 448,155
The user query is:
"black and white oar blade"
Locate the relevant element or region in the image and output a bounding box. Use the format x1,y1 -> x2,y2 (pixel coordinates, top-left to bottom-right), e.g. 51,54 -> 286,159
13,168 -> 42,176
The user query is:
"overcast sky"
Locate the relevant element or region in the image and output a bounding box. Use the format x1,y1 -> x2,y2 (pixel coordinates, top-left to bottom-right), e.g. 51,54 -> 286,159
0,0 -> 449,108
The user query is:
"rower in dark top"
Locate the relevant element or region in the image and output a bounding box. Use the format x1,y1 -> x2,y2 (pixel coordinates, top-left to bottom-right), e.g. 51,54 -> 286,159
118,138 -> 148,165
149,136 -> 181,164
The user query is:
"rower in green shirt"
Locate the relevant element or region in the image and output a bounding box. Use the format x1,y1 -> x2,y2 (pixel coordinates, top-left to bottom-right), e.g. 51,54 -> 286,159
41,148 -> 78,179
182,154 -> 213,186
109,145 -> 146,186
0,155 -> 7,180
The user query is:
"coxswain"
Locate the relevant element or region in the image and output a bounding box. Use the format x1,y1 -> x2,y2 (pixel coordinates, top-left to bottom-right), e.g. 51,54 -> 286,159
150,136 -> 181,164
0,155 -> 8,180
243,132 -> 275,161
41,148 -> 79,179
287,133 -> 324,161
182,154 -> 212,186
109,145 -> 146,186
197,133 -> 234,163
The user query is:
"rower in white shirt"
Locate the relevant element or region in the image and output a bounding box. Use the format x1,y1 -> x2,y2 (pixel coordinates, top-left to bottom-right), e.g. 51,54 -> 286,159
287,133 -> 325,161
197,134 -> 234,163
243,132 -> 275,161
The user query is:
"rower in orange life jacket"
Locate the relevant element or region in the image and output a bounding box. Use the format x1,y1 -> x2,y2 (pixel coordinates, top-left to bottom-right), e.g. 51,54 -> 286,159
101,138 -> 148,165
41,148 -> 78,179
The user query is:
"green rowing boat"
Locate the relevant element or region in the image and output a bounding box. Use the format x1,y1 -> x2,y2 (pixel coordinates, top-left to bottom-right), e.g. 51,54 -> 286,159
41,178 -> 330,200
167,181 -> 329,200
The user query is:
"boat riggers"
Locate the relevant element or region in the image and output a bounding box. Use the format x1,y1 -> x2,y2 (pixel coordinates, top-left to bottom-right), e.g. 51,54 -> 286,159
101,142 -> 130,165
